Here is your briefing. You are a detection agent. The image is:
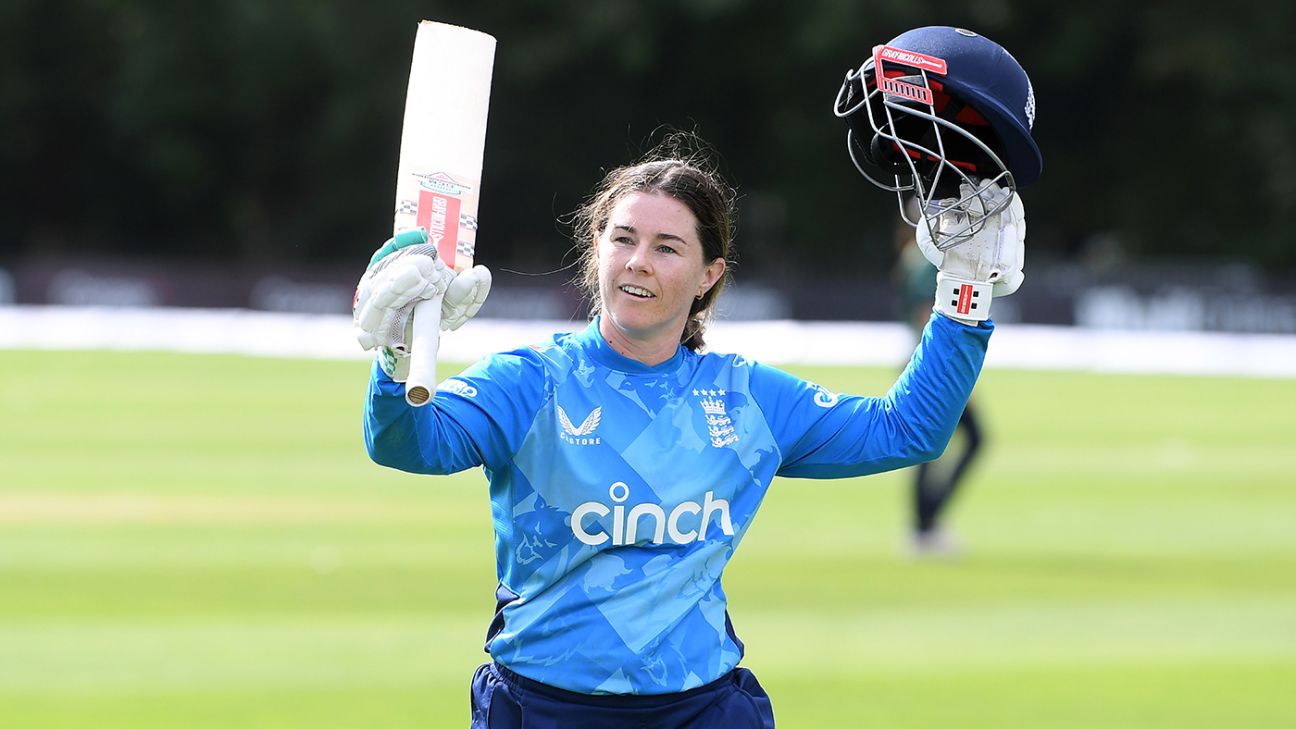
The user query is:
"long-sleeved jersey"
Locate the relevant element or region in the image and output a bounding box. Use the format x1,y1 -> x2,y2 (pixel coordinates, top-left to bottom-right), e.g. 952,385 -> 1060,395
365,313 -> 991,695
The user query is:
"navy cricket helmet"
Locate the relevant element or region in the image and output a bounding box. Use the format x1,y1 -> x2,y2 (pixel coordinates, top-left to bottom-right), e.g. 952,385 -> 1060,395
834,26 -> 1041,247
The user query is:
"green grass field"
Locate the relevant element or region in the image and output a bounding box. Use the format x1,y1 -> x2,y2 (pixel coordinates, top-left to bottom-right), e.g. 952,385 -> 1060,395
2,350 -> 1295,728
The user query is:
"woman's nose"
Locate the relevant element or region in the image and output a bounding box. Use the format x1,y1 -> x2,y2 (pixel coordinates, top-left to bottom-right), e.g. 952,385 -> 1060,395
625,243 -> 652,273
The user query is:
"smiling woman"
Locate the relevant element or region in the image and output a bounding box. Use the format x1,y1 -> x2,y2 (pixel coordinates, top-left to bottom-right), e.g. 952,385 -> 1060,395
357,129 -> 1001,728
594,194 -> 726,364
570,144 -> 736,365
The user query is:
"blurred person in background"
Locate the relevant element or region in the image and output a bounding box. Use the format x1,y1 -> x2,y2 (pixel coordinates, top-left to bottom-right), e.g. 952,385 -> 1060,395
351,128 -> 1022,727
894,206 -> 985,557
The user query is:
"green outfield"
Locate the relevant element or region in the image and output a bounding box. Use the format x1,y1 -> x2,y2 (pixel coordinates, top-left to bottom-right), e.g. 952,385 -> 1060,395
2,350 -> 1294,728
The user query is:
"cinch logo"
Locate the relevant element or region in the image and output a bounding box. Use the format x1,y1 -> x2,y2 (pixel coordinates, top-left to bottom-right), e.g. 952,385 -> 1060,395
571,482 -> 734,546
558,405 -> 602,445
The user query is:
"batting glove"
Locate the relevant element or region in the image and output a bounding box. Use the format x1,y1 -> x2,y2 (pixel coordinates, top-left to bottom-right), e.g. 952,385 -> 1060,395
368,229 -> 493,330
442,265 -> 492,331
353,230 -> 444,380
916,180 -> 1025,325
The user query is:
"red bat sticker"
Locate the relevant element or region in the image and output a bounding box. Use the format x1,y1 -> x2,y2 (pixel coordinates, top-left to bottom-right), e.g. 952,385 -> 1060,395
417,189 -> 462,269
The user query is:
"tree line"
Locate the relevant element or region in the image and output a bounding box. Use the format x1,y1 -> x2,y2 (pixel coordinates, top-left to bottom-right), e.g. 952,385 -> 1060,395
3,0 -> 1292,275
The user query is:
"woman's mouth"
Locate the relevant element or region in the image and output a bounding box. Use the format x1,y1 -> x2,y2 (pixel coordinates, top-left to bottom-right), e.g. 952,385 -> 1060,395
619,284 -> 655,299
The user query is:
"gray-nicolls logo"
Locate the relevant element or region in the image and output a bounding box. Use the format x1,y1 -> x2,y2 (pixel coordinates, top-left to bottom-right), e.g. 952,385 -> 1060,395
695,389 -> 738,448
558,405 -> 602,445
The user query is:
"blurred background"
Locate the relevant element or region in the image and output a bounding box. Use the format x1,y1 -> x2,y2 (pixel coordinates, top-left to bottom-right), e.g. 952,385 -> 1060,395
3,2 -> 1296,729
4,0 -> 1295,326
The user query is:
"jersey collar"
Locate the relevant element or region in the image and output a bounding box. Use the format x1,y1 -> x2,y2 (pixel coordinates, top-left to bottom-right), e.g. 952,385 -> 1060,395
575,316 -> 688,374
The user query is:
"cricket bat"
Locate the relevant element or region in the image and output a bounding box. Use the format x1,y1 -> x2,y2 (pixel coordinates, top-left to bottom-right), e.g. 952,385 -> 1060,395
393,20 -> 496,406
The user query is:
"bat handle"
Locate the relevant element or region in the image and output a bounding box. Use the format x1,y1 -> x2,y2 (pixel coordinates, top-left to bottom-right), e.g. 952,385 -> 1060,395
404,294 -> 445,407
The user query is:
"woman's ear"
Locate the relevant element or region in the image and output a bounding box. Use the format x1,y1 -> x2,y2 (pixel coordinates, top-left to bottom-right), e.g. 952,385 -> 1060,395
697,258 -> 727,298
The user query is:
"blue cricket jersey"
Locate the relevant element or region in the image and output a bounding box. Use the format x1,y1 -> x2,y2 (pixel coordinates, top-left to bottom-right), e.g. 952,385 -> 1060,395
365,313 -> 991,695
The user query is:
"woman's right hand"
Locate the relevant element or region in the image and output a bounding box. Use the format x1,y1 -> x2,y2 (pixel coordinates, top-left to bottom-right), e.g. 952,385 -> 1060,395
353,228 -> 454,357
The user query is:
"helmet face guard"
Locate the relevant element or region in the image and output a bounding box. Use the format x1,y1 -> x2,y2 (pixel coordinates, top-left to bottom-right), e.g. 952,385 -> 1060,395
834,28 -> 1040,251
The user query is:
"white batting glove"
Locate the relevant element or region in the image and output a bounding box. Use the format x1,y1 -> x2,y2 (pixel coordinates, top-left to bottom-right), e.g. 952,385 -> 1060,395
441,265 -> 492,331
354,233 -> 452,380
354,229 -> 494,380
916,180 -> 1025,324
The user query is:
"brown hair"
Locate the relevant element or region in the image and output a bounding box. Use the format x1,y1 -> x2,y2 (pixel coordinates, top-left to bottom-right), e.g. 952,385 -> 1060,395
572,134 -> 737,351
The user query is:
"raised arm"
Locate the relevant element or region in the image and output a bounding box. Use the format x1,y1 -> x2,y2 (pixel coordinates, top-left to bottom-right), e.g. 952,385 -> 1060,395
354,228 -> 530,476
753,313 -> 991,479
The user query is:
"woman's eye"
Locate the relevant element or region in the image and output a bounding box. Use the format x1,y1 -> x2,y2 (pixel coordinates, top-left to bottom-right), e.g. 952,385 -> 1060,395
657,245 -> 677,255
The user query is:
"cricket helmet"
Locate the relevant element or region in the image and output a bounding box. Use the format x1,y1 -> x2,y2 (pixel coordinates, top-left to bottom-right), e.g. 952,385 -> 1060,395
833,26 -> 1041,249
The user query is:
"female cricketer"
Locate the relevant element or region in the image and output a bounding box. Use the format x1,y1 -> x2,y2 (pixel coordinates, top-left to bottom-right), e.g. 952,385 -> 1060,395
353,25 -> 1038,728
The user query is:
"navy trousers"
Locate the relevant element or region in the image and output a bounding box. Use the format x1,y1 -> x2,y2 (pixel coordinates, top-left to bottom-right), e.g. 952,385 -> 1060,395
470,662 -> 776,729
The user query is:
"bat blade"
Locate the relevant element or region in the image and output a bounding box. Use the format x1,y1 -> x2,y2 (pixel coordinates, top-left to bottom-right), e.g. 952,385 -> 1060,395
395,20 -> 495,406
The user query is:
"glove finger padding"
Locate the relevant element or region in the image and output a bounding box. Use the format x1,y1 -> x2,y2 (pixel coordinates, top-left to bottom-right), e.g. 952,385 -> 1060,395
914,180 -> 1027,323
354,243 -> 452,351
915,219 -> 945,270
926,186 -> 1023,285
441,265 -> 492,331
984,193 -> 1025,296
989,202 -> 1026,296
